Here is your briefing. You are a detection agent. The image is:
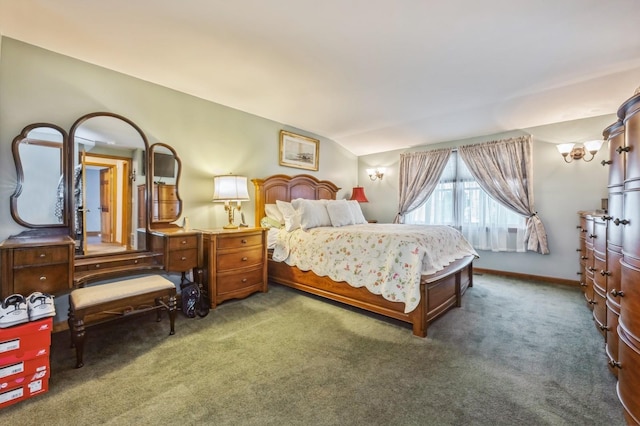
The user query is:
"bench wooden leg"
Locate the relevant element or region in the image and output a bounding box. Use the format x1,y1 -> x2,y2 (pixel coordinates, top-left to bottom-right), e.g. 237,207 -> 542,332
168,295 -> 176,335
70,315 -> 86,369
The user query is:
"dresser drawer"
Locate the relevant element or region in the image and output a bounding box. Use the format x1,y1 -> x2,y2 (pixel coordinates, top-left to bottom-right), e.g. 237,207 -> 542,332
216,266 -> 264,295
167,235 -> 198,251
217,233 -> 263,250
216,246 -> 263,271
13,246 -> 69,266
75,256 -> 156,272
13,264 -> 70,295
167,249 -> 198,271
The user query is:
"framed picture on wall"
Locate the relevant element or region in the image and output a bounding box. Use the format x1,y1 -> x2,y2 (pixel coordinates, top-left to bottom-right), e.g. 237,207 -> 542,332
279,130 -> 319,171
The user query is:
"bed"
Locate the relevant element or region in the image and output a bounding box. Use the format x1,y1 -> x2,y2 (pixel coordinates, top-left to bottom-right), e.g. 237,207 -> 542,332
252,174 -> 477,337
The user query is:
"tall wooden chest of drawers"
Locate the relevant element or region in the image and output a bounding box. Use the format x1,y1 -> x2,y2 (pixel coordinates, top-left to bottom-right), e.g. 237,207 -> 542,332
201,228 -> 267,308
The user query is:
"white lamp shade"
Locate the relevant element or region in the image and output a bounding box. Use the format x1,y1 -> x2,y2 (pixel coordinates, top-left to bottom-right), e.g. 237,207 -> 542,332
556,143 -> 575,155
583,139 -> 604,154
212,175 -> 250,202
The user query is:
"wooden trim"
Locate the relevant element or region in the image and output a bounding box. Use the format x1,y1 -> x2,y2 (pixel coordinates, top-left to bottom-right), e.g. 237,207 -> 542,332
474,268 -> 580,287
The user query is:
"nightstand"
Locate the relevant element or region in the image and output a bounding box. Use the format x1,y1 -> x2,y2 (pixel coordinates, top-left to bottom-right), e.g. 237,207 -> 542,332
200,228 -> 267,308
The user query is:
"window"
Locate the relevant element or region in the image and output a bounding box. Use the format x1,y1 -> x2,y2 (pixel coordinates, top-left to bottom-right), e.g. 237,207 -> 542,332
405,152 -> 526,252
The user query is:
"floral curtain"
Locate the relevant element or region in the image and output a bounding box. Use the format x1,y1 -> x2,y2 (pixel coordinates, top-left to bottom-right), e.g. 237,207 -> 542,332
395,148 -> 452,223
458,136 -> 549,254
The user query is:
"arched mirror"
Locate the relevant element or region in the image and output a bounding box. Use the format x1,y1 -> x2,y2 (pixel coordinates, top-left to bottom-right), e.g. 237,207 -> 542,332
69,112 -> 149,256
148,142 -> 182,227
10,123 -> 68,229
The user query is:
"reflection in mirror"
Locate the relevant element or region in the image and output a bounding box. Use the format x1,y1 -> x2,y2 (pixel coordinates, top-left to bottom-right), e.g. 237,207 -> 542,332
149,143 -> 182,227
69,113 -> 148,257
10,124 -> 68,228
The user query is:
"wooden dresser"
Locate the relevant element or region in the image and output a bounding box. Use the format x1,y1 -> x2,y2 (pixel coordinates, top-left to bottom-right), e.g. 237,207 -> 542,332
0,234 -> 74,297
200,228 -> 267,308
138,184 -> 180,226
150,228 -> 201,278
589,91 -> 640,424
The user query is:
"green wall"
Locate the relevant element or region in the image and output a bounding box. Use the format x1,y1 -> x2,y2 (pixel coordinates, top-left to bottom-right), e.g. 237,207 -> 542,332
0,37 -> 357,241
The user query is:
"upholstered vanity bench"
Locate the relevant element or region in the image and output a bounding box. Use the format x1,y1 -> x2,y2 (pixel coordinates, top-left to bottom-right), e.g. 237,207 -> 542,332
68,275 -> 177,368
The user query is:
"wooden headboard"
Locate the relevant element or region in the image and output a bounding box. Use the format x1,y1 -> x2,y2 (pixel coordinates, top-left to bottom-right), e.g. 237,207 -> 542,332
251,174 -> 340,227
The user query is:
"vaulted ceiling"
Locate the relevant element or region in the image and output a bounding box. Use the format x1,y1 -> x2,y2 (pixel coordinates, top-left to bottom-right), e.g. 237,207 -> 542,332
1,0 -> 639,155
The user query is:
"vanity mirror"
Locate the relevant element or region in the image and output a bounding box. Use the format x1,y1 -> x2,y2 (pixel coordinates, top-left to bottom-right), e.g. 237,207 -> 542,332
148,142 -> 182,227
69,112 -> 149,256
10,123 -> 69,229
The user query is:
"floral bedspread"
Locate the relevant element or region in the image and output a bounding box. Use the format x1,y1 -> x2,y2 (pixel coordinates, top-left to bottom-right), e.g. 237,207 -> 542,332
272,224 -> 478,313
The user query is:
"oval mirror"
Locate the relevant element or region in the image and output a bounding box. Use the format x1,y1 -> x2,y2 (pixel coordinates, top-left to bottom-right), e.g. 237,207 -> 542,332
10,124 -> 68,228
69,112 -> 149,256
148,143 -> 182,227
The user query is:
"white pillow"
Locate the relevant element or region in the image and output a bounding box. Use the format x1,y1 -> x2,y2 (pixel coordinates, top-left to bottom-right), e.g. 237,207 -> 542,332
265,203 -> 284,225
275,200 -> 300,231
292,199 -> 332,230
347,200 -> 368,224
326,200 -> 354,227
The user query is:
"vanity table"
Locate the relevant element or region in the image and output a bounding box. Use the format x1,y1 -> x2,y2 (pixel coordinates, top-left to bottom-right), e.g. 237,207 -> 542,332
0,112 -> 195,331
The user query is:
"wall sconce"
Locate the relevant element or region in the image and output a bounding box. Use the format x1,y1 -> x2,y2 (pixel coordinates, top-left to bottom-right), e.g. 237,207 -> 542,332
556,140 -> 603,163
349,186 -> 369,203
366,167 -> 385,181
212,174 -> 250,229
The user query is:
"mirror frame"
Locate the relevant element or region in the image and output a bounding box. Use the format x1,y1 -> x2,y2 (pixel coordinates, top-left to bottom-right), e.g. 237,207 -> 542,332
10,123 -> 70,229
149,142 -> 183,228
68,112 -> 151,255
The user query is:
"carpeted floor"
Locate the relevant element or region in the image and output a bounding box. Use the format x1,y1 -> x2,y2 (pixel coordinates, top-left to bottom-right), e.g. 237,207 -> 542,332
0,274 -> 624,425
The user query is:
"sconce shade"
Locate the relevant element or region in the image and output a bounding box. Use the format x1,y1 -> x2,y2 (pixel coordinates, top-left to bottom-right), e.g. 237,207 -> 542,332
366,167 -> 385,181
350,186 -> 369,203
212,175 -> 250,202
557,140 -> 604,163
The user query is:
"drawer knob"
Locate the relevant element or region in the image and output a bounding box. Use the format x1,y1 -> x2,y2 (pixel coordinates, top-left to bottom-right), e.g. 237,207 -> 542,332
134,260 -> 139,264
601,159 -> 612,166
601,215 -> 612,221
39,276 -> 47,281
241,256 -> 248,261
241,239 -> 247,244
611,289 -> 625,297
95,264 -> 100,269
600,270 -> 611,276
241,278 -> 247,283
580,282 -> 587,287
588,300 -> 596,305
39,253 -> 46,258
599,325 -> 609,331
609,360 -> 622,369
580,256 -> 588,260
588,234 -> 596,239
613,218 -> 629,226
181,256 -> 187,261
181,240 -> 187,245
616,145 -> 630,154
587,267 -> 596,272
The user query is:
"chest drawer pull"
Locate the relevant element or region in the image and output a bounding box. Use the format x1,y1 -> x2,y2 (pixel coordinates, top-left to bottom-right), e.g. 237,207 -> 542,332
181,256 -> 187,261
39,276 -> 47,281
241,278 -> 247,283
611,289 -> 624,297
242,257 -> 248,261
181,240 -> 187,245
241,239 -> 247,244
613,218 -> 629,226
39,253 -> 46,258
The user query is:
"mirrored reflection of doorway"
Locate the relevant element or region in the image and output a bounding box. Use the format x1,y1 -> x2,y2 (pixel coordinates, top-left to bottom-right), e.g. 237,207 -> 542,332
81,152 -> 133,255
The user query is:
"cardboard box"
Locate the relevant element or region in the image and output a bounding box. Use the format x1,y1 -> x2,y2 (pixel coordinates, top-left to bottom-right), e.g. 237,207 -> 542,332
0,368 -> 49,409
0,318 -> 52,364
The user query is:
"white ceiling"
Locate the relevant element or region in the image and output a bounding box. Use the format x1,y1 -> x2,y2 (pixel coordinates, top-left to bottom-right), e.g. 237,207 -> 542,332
1,0 -> 639,156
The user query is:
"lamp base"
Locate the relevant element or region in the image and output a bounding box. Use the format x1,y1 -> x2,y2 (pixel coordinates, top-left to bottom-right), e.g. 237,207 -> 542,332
223,223 -> 239,229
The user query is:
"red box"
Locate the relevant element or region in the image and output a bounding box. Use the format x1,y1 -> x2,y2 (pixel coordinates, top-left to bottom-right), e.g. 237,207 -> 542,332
0,368 -> 49,409
0,318 -> 52,364
0,357 -> 50,383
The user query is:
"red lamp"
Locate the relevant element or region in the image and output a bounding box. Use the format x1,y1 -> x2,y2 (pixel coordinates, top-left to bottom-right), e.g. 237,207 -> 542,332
350,186 -> 369,203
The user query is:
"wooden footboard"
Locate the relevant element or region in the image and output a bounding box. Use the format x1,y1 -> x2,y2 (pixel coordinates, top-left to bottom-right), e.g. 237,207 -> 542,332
268,253 -> 474,337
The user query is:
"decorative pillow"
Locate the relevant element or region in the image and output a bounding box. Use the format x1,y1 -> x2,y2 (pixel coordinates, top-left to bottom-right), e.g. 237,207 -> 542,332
275,200 -> 300,231
260,216 -> 282,229
292,199 -> 332,230
326,200 -> 354,227
264,203 -> 284,225
347,200 -> 368,224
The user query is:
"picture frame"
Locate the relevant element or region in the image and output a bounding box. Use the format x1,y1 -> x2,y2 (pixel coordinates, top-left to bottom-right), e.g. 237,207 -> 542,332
279,130 -> 319,171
